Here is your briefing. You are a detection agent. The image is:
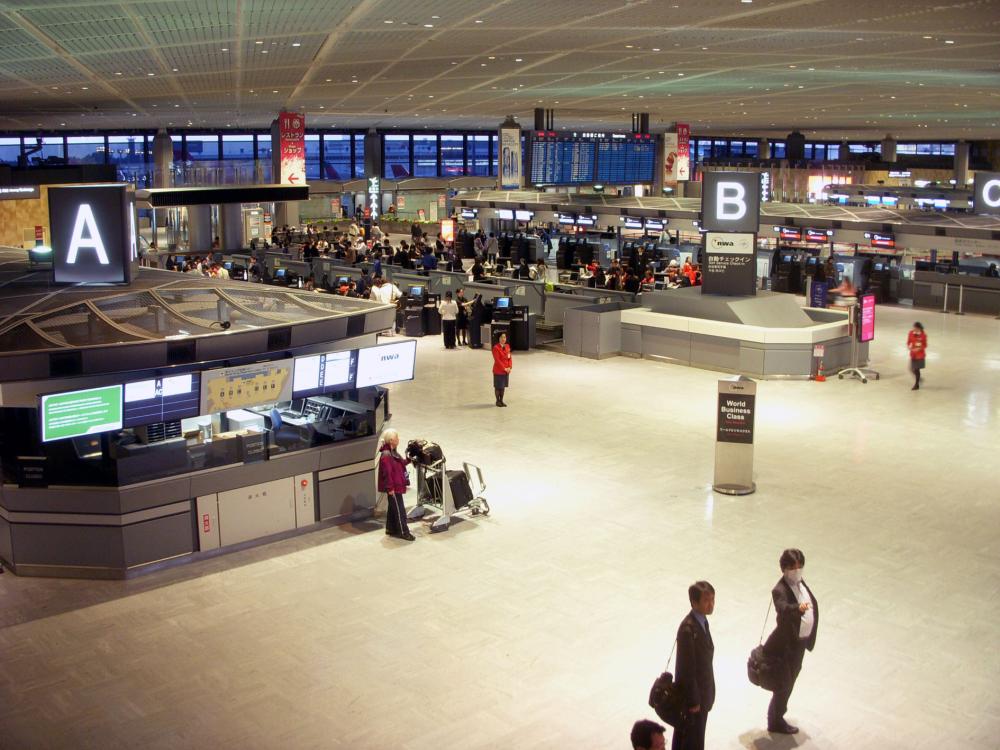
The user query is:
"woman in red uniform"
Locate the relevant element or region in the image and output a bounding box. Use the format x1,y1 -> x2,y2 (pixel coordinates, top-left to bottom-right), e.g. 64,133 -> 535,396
907,321 -> 927,390
492,331 -> 513,407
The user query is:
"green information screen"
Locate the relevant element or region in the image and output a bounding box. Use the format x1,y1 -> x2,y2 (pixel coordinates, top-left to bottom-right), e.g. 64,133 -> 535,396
40,385 -> 123,442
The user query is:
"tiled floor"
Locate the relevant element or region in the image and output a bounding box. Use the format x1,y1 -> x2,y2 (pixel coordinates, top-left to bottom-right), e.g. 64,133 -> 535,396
1,303 -> 998,749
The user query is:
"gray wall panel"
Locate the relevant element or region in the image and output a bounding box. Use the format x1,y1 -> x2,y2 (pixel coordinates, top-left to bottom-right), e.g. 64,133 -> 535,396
196,330 -> 269,361
739,344 -> 766,377
12,522 -> 124,568
119,476 -> 194,513
318,469 -> 376,520
762,348 -> 812,377
0,516 -> 12,563
563,308 -> 583,356
122,511 -> 194,568
642,328 -> 691,362
320,437 -> 380,468
1,486 -> 124,514
621,324 -> 642,354
690,335 -> 740,370
188,452 -> 319,497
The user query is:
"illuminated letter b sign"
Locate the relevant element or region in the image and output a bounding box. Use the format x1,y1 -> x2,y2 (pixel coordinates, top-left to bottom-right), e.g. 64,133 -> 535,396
701,171 -> 760,233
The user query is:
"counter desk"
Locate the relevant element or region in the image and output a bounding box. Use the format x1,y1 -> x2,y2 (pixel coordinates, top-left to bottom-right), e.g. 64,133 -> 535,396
913,271 -> 1000,315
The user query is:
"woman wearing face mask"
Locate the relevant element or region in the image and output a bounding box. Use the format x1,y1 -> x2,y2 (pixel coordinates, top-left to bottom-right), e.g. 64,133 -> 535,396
763,548 -> 818,735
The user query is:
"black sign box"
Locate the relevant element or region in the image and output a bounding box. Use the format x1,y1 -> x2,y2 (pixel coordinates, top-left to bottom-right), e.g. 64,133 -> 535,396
717,393 -> 755,444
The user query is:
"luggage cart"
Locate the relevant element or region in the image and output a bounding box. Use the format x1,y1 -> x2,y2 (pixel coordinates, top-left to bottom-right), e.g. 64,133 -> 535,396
406,449 -> 490,533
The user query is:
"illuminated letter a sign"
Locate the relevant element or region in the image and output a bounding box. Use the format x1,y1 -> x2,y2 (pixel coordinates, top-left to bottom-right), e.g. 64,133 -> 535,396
49,184 -> 131,284
66,204 -> 110,265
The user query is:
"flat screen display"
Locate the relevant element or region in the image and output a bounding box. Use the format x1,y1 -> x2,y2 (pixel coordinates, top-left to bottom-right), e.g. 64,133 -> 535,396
575,215 -> 597,227
779,227 -> 802,241
515,210 -> 533,221
355,340 -> 418,388
40,384 -> 123,443
200,360 -> 294,414
859,293 -> 876,342
460,208 -> 478,219
494,297 -> 511,309
275,268 -> 287,278
804,228 -> 830,243
292,350 -> 358,398
644,219 -> 665,232
123,373 -> 201,427
622,217 -> 644,230
865,232 -> 895,249
409,286 -> 424,296
496,209 -> 514,220
557,213 -> 576,225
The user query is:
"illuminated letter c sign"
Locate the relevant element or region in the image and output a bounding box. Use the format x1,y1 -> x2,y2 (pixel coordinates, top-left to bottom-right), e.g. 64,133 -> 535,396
982,179 -> 1000,208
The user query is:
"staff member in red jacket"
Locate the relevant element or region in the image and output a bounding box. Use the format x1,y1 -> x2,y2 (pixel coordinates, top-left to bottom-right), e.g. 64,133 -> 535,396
492,331 -> 512,407
907,321 -> 927,390
377,429 -> 414,541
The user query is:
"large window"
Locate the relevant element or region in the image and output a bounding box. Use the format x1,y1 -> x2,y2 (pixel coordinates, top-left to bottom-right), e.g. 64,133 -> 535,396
66,136 -> 105,164
413,135 -> 437,177
467,135 -> 490,176
0,137 -> 21,165
353,134 -> 365,178
827,144 -> 840,160
491,135 -> 499,175
323,134 -> 351,180
171,135 -> 183,162
305,134 -> 320,180
440,135 -> 464,176
384,134 -> 411,178
222,134 -> 254,160
185,134 -> 219,161
771,141 -> 786,158
256,134 -> 272,160
107,135 -> 146,166
27,136 -> 65,164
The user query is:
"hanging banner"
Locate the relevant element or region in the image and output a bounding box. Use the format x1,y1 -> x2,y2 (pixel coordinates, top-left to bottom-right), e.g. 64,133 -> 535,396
499,127 -> 522,190
663,132 -> 680,182
675,123 -> 691,181
278,111 -> 305,185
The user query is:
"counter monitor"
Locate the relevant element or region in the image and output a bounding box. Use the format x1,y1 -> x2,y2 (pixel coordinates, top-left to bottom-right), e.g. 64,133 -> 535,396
494,297 -> 512,309
292,350 -> 358,398
123,373 -> 201,428
275,268 -> 287,278
355,339 -> 418,388
409,285 -> 425,297
496,209 -> 514,220
40,384 -> 124,443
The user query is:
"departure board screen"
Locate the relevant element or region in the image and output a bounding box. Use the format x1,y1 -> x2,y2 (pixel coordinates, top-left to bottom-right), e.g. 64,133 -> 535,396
596,134 -> 655,183
530,131 -> 655,185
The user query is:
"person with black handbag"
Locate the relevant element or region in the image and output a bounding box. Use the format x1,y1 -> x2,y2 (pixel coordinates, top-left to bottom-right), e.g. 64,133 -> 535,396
672,581 -> 716,750
764,548 -> 818,734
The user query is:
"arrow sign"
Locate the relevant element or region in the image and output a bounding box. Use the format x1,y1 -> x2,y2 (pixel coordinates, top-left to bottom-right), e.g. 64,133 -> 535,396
287,174 -> 299,184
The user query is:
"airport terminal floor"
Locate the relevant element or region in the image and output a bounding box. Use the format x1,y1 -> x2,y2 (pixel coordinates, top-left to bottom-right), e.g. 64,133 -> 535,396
0,303 -> 997,749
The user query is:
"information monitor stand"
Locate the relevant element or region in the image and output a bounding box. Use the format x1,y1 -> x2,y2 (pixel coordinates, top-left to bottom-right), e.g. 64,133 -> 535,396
837,303 -> 880,384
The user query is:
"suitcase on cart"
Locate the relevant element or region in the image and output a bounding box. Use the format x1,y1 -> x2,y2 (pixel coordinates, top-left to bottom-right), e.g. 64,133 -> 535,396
446,469 -> 473,510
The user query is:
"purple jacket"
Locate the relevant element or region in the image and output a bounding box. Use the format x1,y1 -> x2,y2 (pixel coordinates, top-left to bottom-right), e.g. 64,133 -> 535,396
378,447 -> 409,494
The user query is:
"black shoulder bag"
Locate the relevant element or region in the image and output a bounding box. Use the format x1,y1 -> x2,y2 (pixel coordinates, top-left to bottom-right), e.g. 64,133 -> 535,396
648,639 -> 684,727
747,599 -> 788,692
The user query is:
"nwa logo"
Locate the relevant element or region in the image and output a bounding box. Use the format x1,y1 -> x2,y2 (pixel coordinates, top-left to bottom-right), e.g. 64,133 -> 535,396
65,204 -> 110,265
714,239 -> 737,248
380,354 -> 399,362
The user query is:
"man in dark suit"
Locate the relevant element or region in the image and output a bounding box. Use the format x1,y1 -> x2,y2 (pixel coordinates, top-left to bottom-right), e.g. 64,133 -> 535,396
672,581 -> 715,750
764,548 -> 819,734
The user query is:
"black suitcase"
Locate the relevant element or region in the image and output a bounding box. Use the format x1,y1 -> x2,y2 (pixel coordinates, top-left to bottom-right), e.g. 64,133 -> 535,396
406,439 -> 444,465
446,469 -> 473,510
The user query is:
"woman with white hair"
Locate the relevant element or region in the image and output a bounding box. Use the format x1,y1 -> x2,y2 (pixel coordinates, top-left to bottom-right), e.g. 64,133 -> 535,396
377,429 -> 415,541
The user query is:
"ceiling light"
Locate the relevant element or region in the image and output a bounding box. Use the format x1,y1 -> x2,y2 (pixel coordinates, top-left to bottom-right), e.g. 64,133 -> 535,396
255,40 -> 263,44
515,58 -> 523,62
424,23 -> 434,28
741,0 -> 752,3
475,19 -> 483,23
115,72 -> 122,75
221,48 -> 228,51
261,50 -> 268,53
384,20 -> 393,24
652,48 -> 660,51
625,45 -> 633,49
944,40 -> 955,44
325,78 -> 332,82
922,35 -> 932,39
431,15 -> 440,19
172,68 -> 178,72
292,42 -> 301,47
488,56 -> 496,60
147,72 -> 155,76
81,86 -> 88,90
272,90 -> 278,93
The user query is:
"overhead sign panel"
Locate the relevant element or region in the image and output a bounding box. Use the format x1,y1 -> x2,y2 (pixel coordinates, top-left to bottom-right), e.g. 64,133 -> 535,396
278,111 -> 305,185
701,171 -> 761,234
49,184 -> 135,284
973,171 -> 1000,216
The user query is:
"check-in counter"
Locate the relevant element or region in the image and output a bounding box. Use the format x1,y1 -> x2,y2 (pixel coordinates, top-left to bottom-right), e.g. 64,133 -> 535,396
509,279 -> 546,316
620,307 -> 862,378
464,280 -> 513,305
913,271 -> 1000,315
543,291 -> 607,327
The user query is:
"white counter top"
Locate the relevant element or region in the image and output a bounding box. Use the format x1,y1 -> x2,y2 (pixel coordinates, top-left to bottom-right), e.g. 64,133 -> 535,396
621,307 -> 850,344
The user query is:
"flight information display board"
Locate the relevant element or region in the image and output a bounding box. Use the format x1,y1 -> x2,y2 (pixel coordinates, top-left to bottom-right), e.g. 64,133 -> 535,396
529,131 -> 655,185
596,134 -> 655,184
123,373 -> 201,428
